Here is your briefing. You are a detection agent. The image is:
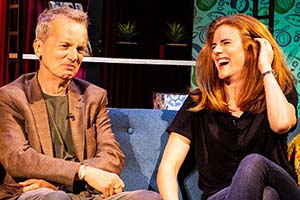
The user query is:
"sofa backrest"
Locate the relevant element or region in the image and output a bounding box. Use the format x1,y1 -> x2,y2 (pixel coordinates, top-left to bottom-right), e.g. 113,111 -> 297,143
109,108 -> 202,200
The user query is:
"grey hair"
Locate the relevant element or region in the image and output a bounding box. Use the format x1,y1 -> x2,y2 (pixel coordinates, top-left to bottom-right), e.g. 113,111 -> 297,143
35,6 -> 88,41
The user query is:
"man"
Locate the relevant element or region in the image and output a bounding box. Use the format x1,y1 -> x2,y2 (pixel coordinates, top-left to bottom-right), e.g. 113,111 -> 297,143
0,6 -> 162,200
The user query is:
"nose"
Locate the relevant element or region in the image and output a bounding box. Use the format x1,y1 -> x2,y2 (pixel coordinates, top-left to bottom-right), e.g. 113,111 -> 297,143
68,48 -> 79,63
213,44 -> 222,54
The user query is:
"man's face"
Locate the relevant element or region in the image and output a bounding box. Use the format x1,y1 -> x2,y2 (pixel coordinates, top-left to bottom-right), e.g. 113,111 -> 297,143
36,15 -> 88,81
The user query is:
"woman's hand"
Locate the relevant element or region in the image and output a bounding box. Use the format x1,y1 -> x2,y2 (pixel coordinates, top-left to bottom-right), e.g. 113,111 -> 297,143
254,38 -> 274,73
254,38 -> 297,133
19,179 -> 57,192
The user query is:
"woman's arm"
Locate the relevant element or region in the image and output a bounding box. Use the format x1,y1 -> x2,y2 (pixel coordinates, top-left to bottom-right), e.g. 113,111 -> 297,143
157,132 -> 191,200
255,38 -> 297,133
263,71 -> 296,133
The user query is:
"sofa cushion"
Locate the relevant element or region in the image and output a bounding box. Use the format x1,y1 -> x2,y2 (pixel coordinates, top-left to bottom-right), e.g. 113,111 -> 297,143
109,108 -> 202,199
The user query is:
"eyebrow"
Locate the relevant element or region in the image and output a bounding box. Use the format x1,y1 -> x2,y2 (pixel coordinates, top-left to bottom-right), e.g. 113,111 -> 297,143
212,38 -> 232,45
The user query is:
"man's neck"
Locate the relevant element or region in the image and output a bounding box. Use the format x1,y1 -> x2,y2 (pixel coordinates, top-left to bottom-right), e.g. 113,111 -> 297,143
38,71 -> 70,96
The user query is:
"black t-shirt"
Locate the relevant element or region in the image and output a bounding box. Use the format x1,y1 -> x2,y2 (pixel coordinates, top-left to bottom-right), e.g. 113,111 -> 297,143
167,86 -> 298,198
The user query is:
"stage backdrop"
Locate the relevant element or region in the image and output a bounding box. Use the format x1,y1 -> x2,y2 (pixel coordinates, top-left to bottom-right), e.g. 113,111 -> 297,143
191,0 -> 300,116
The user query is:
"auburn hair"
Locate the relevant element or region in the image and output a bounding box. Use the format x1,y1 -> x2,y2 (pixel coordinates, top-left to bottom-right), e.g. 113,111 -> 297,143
190,13 -> 296,113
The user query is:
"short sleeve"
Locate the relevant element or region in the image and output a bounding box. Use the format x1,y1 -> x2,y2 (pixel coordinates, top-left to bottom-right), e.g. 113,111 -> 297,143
167,96 -> 195,140
287,84 -> 298,117
286,84 -> 299,132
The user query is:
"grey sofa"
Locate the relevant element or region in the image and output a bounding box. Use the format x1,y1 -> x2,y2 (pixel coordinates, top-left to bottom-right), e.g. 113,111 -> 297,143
109,108 -> 300,200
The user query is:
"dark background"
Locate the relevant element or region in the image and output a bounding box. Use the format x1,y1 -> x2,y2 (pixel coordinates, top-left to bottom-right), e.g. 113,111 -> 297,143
4,0 -> 194,108
86,0 -> 194,108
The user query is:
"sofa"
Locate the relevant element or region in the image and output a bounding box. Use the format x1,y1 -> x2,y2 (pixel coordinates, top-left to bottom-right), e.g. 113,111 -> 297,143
108,108 -> 300,200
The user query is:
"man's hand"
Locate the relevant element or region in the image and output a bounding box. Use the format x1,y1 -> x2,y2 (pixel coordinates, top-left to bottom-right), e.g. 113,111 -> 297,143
80,166 -> 125,198
19,179 -> 57,192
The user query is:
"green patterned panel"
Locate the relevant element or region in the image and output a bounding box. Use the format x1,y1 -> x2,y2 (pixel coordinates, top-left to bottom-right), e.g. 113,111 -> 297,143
192,0 -> 300,115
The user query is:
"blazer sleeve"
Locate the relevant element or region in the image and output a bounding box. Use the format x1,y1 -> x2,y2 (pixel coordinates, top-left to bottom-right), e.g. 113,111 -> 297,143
0,86 -> 81,190
80,87 -> 125,176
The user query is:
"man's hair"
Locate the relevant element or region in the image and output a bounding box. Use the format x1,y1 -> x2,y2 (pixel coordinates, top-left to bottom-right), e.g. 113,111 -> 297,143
35,6 -> 88,42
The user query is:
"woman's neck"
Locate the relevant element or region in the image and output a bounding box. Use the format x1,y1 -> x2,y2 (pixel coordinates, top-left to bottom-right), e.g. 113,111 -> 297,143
224,79 -> 244,117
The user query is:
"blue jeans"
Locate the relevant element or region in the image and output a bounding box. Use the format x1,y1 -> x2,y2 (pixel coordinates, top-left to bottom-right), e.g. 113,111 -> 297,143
17,188 -> 71,200
207,154 -> 300,200
18,188 -> 162,200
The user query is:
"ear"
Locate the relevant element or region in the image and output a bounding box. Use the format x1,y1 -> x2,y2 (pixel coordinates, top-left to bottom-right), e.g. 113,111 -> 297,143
33,39 -> 43,58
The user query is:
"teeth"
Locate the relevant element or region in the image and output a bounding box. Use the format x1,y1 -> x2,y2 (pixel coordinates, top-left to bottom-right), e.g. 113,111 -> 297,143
218,58 -> 227,64
217,58 -> 229,66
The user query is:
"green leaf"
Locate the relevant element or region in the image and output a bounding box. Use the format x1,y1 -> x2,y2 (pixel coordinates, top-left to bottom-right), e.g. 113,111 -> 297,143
164,21 -> 188,43
114,21 -> 138,42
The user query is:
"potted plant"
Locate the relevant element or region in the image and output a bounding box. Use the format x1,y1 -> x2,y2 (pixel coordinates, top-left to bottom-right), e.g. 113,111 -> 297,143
114,21 -> 142,58
164,21 -> 189,46
161,21 -> 190,60
115,21 -> 138,44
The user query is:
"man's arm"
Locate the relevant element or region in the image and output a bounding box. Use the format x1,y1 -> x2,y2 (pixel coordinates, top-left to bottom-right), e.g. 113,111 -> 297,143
75,87 -> 125,175
0,87 -> 80,190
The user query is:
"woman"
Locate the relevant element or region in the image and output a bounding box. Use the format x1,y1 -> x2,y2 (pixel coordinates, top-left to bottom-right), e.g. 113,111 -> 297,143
157,14 -> 300,200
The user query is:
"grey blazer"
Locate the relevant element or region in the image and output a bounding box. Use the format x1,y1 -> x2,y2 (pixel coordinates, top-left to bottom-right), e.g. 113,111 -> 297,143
0,72 -> 124,199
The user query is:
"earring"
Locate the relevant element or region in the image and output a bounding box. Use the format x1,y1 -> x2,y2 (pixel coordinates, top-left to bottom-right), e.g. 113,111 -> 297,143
39,55 -> 42,60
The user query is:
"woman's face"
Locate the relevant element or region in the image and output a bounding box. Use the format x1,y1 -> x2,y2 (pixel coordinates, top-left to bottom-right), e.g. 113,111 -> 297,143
211,25 -> 246,82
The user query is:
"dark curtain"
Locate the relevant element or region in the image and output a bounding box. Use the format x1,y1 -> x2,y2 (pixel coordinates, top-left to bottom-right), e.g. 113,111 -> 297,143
0,0 -> 49,86
87,0 -> 192,108
21,0 -> 48,75
86,0 -> 152,108
1,0 -> 192,108
86,0 -> 126,108
0,0 -> 9,86
0,0 -> 88,87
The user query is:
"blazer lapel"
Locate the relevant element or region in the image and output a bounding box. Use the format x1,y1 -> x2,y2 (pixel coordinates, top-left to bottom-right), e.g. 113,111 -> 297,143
68,82 -> 85,161
28,75 -> 53,156
27,75 -> 85,159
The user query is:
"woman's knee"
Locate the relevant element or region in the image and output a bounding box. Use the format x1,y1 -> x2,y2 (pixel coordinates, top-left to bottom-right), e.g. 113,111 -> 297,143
240,154 -> 268,170
236,154 -> 270,179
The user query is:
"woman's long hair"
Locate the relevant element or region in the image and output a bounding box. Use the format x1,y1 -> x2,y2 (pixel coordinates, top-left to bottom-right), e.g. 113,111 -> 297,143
190,13 -> 296,113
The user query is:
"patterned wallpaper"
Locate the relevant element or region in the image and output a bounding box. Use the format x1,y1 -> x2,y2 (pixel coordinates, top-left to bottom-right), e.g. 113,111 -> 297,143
191,0 -> 300,115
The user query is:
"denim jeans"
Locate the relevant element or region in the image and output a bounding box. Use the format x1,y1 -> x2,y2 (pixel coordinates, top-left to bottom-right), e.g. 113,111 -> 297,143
18,188 -> 162,200
207,153 -> 300,200
18,188 -> 71,200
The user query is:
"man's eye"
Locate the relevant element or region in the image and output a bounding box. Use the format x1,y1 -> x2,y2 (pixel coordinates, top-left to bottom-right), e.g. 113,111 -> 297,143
60,44 -> 69,48
77,47 -> 85,54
